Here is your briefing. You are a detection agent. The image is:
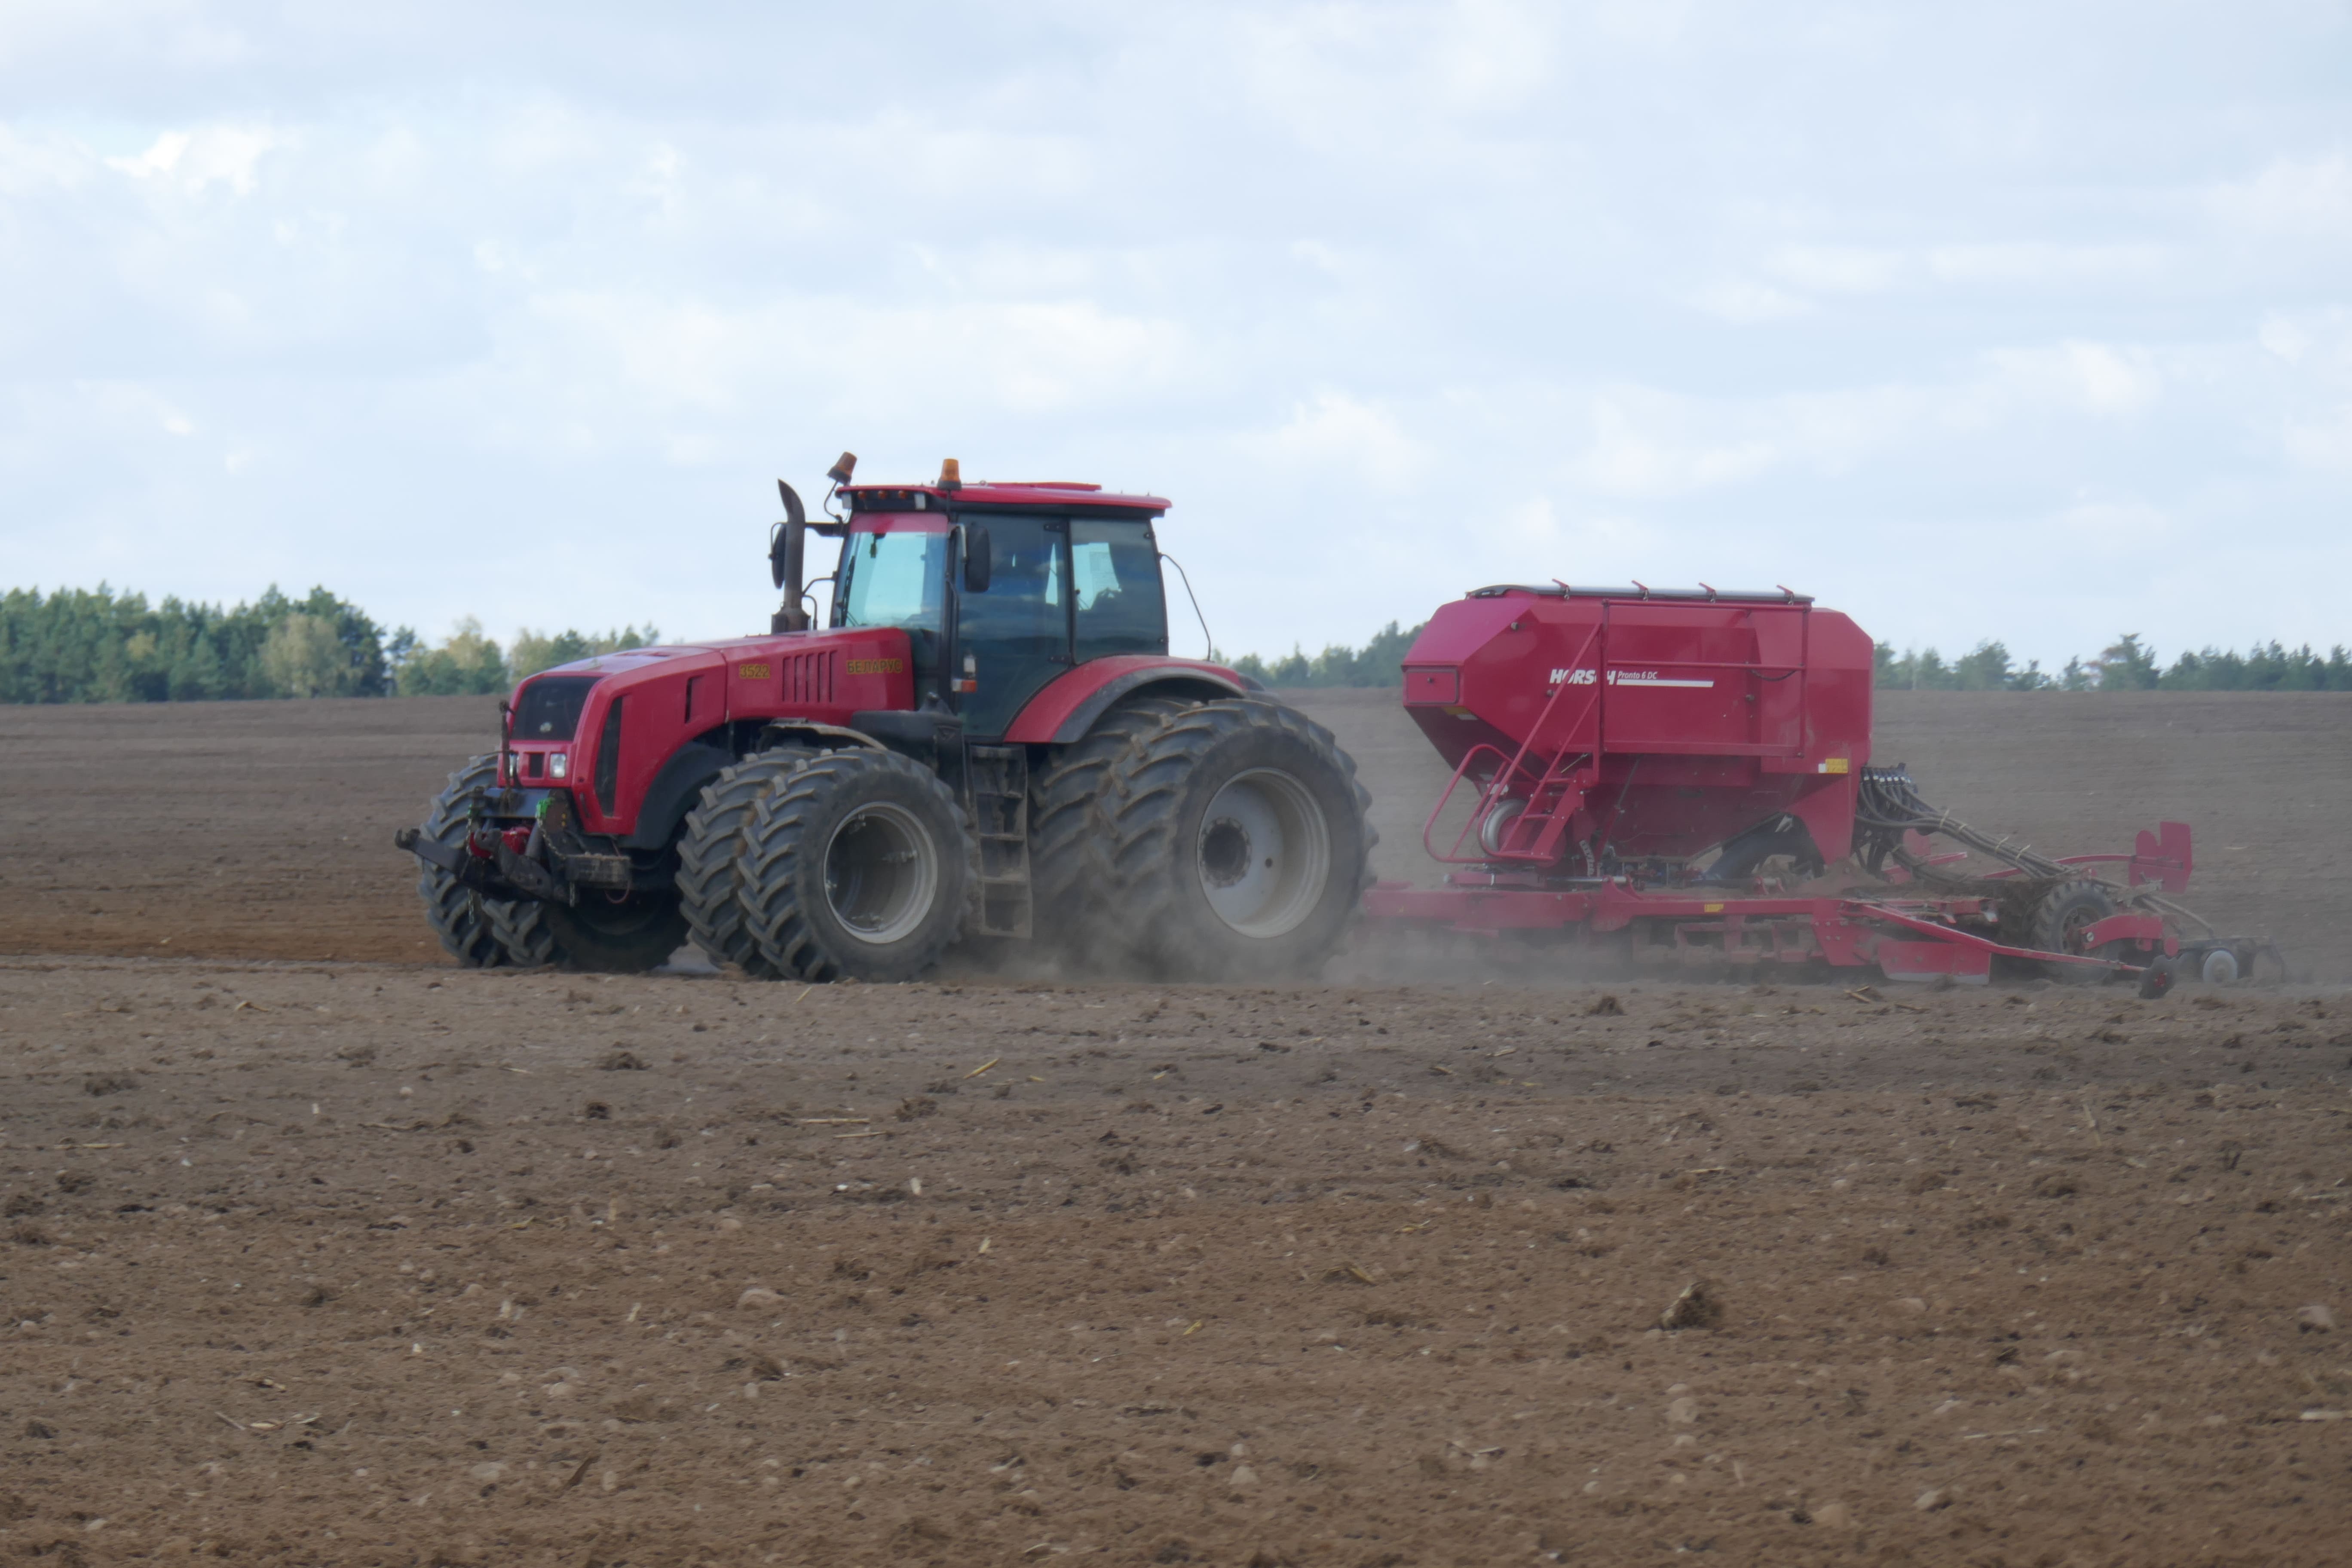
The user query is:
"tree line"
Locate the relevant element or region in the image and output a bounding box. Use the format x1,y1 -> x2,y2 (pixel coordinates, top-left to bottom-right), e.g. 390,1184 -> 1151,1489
0,584 -> 655,704
1874,634 -> 2352,692
6,583 -> 2341,703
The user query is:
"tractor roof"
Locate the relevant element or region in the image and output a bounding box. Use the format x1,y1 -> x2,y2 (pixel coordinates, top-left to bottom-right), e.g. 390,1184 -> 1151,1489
842,480 -> 1168,517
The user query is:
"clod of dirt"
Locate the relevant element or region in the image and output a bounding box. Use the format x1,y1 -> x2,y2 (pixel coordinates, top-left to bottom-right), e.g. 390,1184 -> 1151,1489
2030,1173 -> 2080,1200
9,1223 -> 50,1246
738,1287 -> 784,1310
23,1421 -> 56,1440
334,1044 -> 377,1067
724,1352 -> 786,1381
1586,994 -> 1626,1017
0,1496 -> 31,1524
1903,1170 -> 1948,1195
582,1101 -> 611,1120
1916,1487 -> 1952,1512
1812,1501 -> 1853,1529
80,1073 -> 138,1096
894,1096 -> 938,1122
2295,1304 -> 2337,1333
1665,1394 -> 1699,1424
1894,1297 -> 1929,1316
2,1194 -> 43,1218
598,1050 -> 647,1071
300,1286 -> 333,1308
1657,1281 -> 1718,1331
53,1171 -> 94,1195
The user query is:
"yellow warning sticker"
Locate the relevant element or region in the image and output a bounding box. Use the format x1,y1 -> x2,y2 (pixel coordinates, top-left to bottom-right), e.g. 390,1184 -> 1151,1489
1704,903 -> 1725,914
1817,757 -> 1850,774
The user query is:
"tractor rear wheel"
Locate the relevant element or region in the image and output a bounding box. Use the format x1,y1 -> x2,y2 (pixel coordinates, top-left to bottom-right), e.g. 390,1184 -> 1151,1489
2029,879 -> 2120,983
1092,698 -> 1373,979
1031,694 -> 1198,970
677,746 -> 818,976
414,754 -> 535,968
738,749 -> 977,982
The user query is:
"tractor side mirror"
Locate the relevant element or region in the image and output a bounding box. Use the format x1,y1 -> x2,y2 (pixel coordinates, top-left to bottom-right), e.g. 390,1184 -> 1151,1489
962,526 -> 992,593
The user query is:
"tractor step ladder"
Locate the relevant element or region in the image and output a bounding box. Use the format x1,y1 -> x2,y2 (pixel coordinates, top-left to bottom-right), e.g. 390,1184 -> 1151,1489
965,744 -> 1033,938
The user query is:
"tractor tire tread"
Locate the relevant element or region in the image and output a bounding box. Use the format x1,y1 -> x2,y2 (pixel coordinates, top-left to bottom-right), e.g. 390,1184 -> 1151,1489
413,754 -> 536,968
677,747 -> 818,977
738,748 -> 978,983
1090,697 -> 1373,978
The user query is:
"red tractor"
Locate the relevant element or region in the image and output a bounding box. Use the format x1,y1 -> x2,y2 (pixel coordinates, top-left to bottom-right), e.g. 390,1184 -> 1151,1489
396,456 -> 1373,980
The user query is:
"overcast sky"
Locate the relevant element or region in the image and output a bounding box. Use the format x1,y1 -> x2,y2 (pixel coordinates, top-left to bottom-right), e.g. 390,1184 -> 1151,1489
3,1 -> 2348,671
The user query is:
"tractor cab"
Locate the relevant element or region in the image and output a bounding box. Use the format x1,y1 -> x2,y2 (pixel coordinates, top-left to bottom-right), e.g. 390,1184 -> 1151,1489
801,464 -> 1173,738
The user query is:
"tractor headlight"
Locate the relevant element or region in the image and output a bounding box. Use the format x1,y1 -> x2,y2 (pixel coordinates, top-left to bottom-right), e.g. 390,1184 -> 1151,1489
549,751 -> 569,779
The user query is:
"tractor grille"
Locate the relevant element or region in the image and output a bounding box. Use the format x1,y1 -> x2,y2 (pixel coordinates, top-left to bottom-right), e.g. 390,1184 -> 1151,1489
781,650 -> 837,706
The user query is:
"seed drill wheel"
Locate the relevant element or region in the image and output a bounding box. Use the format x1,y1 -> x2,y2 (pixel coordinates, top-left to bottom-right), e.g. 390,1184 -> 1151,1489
738,749 -> 977,982
2029,879 -> 2121,984
677,745 -> 818,976
1090,698 -> 1373,980
413,754 -> 539,968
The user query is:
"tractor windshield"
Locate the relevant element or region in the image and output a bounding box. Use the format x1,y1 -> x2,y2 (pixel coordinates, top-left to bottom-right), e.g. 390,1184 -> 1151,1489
838,525 -> 947,634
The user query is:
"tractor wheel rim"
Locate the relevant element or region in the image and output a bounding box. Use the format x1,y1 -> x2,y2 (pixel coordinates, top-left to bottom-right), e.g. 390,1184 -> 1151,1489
1196,768 -> 1331,940
824,802 -> 938,945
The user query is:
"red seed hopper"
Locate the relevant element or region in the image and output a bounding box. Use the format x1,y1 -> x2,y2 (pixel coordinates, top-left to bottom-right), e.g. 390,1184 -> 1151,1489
1362,581 -> 2277,992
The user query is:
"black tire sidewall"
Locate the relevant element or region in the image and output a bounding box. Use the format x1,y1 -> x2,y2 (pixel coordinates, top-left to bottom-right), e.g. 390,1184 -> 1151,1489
543,894 -> 686,974
763,755 -> 971,982
1148,719 -> 1368,978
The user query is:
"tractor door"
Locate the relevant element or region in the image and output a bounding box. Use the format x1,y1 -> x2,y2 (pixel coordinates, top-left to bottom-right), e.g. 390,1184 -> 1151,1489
953,514 -> 1070,738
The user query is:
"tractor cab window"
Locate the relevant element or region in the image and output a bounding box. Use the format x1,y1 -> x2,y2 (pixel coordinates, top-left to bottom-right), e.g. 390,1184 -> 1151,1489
837,524 -> 947,634
1071,519 -> 1167,662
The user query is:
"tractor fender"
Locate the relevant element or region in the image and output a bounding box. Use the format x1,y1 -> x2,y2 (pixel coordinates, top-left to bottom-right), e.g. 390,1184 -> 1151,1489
627,723 -> 889,848
621,742 -> 740,850
1002,656 -> 1262,745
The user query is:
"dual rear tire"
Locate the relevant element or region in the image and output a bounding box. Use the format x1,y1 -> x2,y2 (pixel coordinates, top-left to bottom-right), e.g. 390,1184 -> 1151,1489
1035,696 -> 1374,980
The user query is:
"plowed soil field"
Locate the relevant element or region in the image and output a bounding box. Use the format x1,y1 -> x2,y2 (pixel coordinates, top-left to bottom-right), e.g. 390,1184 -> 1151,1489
1,690 -> 2348,1565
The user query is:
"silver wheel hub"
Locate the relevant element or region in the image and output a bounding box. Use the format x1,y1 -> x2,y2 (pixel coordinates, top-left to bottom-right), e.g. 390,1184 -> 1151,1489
1196,768 -> 1332,939
824,802 -> 939,945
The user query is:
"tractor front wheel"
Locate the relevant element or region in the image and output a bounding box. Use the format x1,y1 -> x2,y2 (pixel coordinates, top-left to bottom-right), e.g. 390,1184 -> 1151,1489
738,749 -> 976,982
533,892 -> 688,974
677,746 -> 819,975
413,754 -> 536,968
1094,698 -> 1372,980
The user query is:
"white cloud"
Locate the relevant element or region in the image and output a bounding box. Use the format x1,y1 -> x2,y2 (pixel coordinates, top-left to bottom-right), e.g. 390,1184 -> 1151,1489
2209,151 -> 2352,239
105,122 -> 287,193
1687,279 -> 1813,323
1769,245 -> 1904,295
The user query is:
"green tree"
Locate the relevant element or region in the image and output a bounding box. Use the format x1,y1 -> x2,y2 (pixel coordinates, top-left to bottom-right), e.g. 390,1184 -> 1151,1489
509,624 -> 661,680
2095,634 -> 2161,690
1952,640 -> 2012,691
395,617 -> 511,696
259,613 -> 357,698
